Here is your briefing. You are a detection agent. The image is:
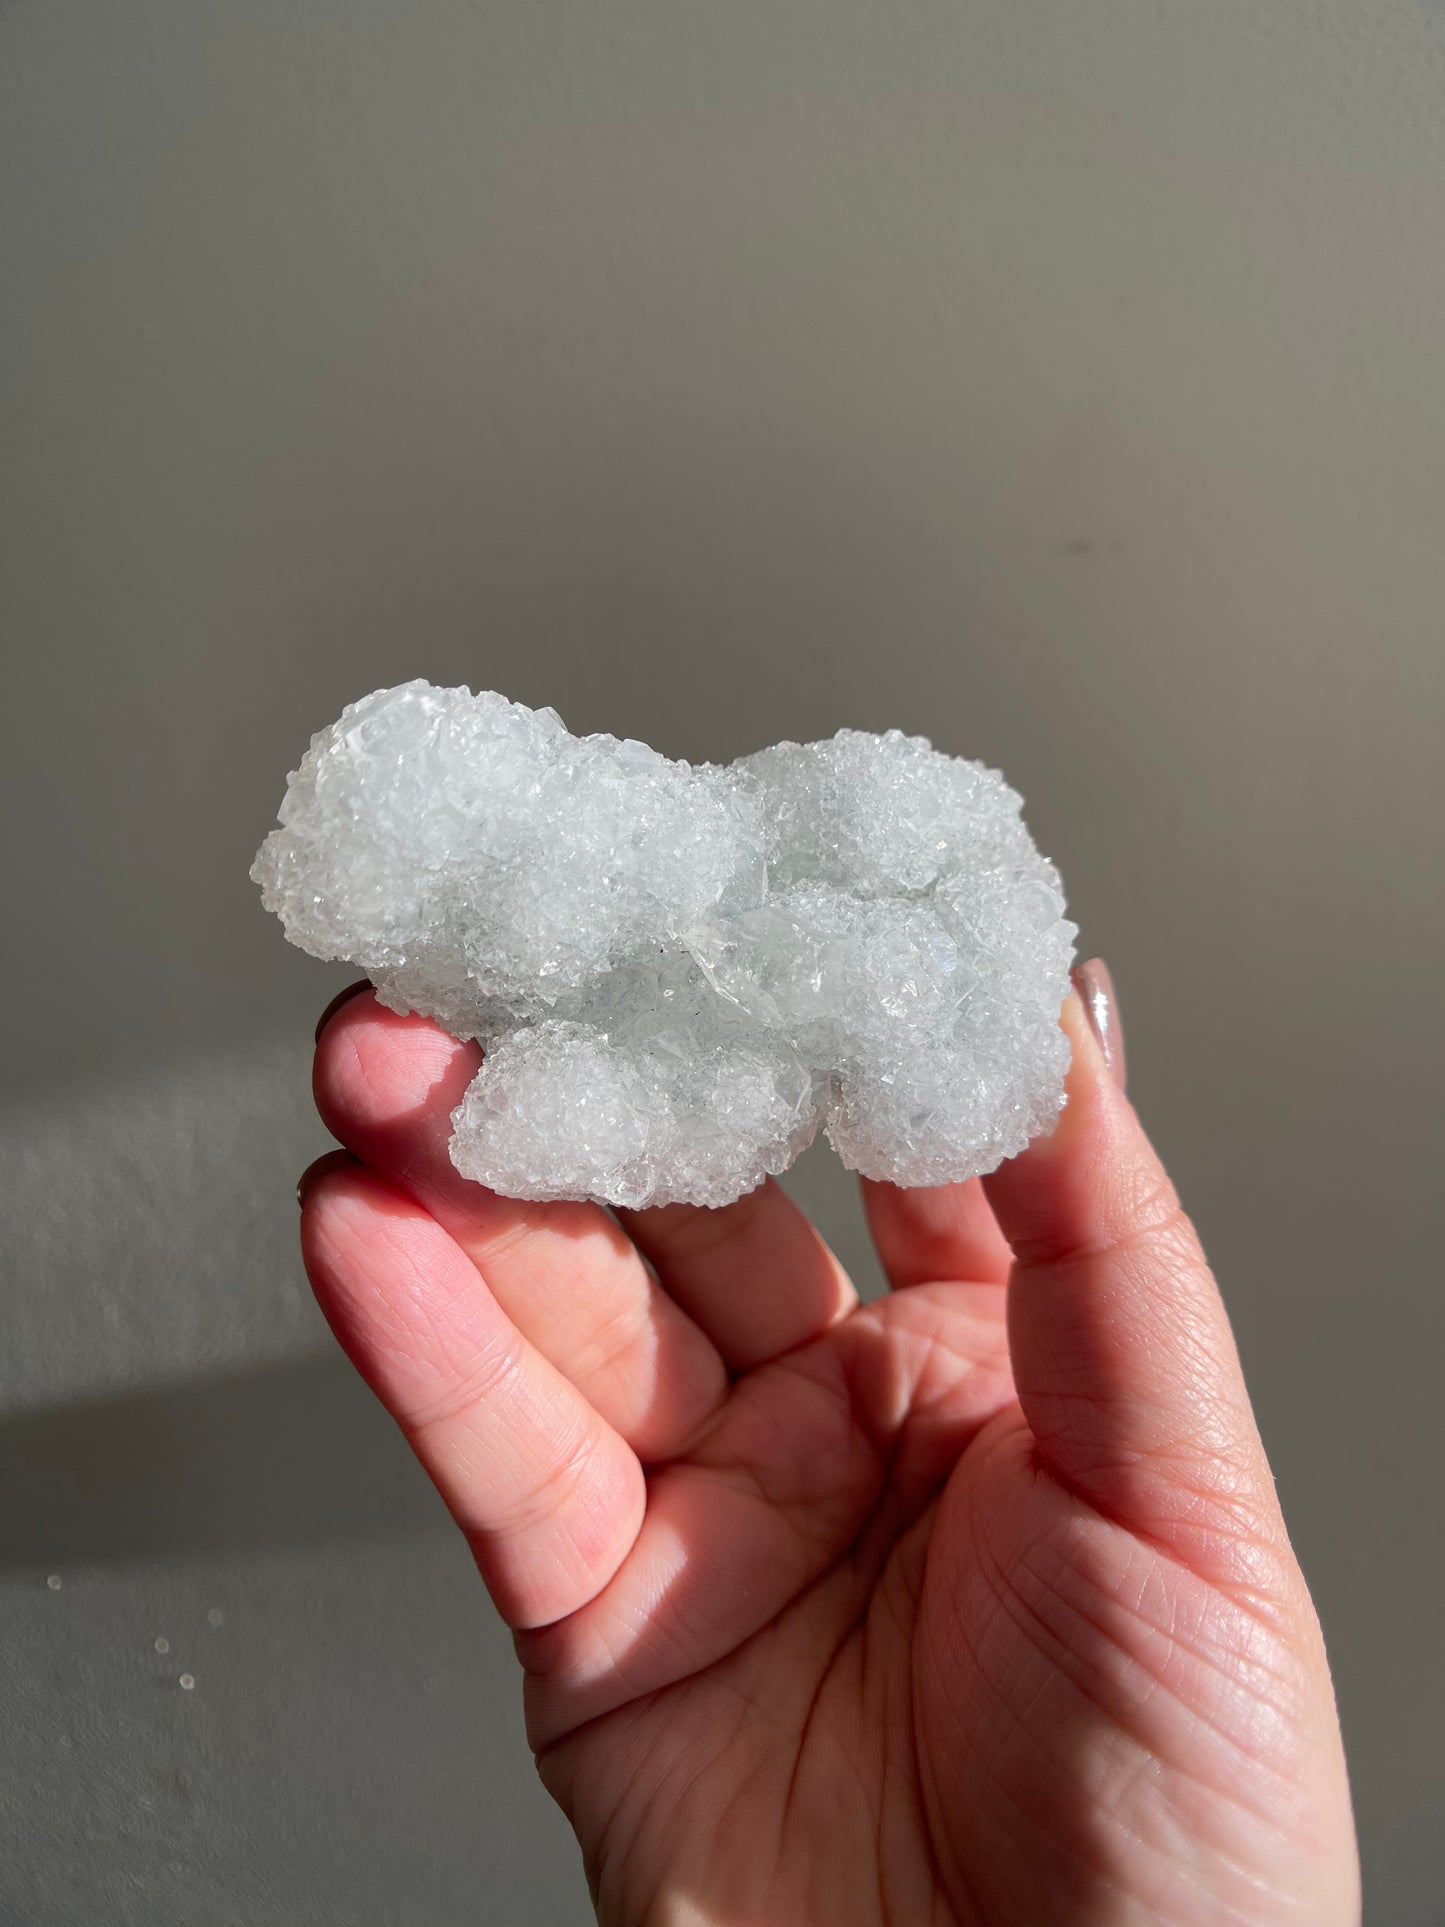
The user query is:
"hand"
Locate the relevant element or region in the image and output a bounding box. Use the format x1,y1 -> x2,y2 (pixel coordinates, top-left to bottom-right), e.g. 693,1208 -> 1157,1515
299,965 -> 1358,1926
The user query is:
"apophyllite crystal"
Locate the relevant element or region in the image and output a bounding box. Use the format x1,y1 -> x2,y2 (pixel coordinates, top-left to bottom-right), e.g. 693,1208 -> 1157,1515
253,682 -> 1075,1208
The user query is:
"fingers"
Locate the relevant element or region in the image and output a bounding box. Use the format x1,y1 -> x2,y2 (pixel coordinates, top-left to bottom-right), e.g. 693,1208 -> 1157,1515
983,973 -> 1285,1587
300,1156 -> 646,1629
861,1175 -> 1013,1289
517,1343 -> 882,1749
618,1181 -> 857,1374
313,991 -> 728,1460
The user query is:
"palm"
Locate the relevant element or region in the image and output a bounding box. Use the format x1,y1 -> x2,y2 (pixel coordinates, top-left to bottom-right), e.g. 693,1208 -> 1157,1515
530,1283 -> 1317,1927
301,987 -> 1357,1926
533,1277 -> 1012,1925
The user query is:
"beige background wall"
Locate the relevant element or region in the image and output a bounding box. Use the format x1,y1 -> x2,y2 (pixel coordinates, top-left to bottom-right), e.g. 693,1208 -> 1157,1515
2,3 -> 1441,1920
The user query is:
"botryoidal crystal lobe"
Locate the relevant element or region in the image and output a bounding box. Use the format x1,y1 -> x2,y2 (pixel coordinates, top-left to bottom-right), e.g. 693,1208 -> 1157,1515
253,682 -> 1076,1208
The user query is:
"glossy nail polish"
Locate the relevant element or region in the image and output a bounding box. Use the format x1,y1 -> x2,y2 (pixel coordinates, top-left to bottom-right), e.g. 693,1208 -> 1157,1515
297,1148 -> 355,1208
1071,958 -> 1127,1092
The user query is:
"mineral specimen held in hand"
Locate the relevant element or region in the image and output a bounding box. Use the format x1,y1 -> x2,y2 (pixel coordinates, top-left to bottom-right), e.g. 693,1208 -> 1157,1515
253,682 -> 1076,1208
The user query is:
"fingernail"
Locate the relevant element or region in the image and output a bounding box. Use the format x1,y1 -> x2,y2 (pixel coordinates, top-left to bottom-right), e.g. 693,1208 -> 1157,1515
1071,958 -> 1127,1092
315,980 -> 370,1043
297,1149 -> 354,1209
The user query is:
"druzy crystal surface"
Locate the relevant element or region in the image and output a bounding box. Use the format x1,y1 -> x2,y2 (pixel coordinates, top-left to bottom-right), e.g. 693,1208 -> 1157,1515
253,682 -> 1076,1208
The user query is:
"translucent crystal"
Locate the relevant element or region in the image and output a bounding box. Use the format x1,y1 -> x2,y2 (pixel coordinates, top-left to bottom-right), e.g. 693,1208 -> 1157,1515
253,682 -> 1076,1208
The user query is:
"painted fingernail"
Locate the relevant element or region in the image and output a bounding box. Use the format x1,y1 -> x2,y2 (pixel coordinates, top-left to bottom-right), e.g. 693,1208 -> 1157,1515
1071,958 -> 1127,1092
297,1149 -> 355,1209
314,980 -> 371,1043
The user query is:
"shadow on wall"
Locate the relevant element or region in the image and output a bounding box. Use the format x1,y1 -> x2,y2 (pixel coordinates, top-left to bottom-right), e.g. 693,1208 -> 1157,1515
0,1354 -> 448,1569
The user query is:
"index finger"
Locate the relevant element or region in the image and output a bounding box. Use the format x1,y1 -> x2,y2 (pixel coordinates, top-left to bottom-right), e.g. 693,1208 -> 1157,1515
313,990 -> 729,1461
300,1156 -> 647,1630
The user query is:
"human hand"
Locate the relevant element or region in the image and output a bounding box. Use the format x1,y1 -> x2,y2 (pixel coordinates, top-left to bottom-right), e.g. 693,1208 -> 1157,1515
299,963 -> 1358,1925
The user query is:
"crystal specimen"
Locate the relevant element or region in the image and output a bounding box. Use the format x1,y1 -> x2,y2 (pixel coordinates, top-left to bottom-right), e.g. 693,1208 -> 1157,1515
253,682 -> 1076,1208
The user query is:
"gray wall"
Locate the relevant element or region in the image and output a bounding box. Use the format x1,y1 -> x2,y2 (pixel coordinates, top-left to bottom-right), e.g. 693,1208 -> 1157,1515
2,3 -> 1441,1921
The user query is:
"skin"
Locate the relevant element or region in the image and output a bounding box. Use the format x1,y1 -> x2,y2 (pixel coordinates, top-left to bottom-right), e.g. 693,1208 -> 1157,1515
299,970 -> 1359,1926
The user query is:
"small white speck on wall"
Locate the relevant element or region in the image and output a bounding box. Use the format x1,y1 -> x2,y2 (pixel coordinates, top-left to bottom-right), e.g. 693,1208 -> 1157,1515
45,1574 -> 62,1592
154,1637 -> 170,1655
178,1674 -> 195,1692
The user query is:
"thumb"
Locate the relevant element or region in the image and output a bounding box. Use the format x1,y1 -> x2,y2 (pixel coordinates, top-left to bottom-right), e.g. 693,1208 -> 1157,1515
983,964 -> 1284,1584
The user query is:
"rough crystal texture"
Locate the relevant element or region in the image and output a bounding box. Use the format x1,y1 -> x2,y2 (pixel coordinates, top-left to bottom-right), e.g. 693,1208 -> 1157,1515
253,682 -> 1076,1208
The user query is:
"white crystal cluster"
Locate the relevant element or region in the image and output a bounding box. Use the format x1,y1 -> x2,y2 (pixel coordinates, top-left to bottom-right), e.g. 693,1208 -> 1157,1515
253,682 -> 1075,1208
